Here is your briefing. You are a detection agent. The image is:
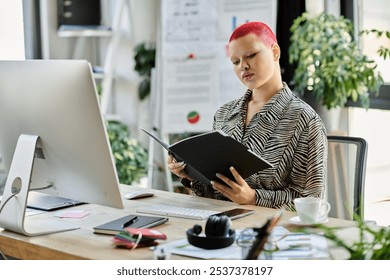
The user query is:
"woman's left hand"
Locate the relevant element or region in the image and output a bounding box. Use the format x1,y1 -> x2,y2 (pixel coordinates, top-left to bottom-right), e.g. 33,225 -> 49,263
211,166 -> 257,205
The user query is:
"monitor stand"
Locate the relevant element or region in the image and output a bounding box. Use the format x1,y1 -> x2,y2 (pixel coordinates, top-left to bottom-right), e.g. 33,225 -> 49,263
0,134 -> 79,236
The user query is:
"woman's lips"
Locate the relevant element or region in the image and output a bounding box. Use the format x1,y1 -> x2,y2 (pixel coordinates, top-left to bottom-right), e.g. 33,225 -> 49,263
242,72 -> 254,80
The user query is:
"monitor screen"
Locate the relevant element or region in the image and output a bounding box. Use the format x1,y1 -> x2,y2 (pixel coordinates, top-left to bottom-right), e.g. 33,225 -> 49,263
0,60 -> 124,235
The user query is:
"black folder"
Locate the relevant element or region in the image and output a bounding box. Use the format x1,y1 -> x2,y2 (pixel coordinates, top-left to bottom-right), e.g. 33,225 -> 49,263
141,128 -> 273,185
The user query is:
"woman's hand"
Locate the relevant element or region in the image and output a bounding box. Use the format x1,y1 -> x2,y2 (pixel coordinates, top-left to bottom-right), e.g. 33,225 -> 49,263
211,166 -> 257,205
167,154 -> 192,180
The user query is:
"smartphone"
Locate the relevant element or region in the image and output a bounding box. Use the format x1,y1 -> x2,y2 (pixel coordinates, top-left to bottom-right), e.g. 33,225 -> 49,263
214,208 -> 255,220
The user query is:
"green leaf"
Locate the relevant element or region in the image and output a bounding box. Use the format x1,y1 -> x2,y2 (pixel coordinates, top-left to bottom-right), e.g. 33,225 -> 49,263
313,216 -> 390,259
138,78 -> 151,100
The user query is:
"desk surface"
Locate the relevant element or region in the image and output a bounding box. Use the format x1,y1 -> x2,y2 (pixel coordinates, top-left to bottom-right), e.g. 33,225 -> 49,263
0,185 -> 356,260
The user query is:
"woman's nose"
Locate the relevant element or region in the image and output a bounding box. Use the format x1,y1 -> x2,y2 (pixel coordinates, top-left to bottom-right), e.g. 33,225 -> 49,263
240,62 -> 249,71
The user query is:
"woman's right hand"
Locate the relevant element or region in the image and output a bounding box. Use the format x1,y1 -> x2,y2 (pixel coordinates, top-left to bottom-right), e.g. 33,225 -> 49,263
167,154 -> 192,180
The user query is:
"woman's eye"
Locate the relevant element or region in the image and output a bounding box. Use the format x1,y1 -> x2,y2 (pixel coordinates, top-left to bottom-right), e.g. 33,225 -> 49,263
232,60 -> 239,65
247,53 -> 257,59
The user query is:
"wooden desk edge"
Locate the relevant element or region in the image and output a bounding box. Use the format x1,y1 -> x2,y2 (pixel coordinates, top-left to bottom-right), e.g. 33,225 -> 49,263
0,185 -> 356,260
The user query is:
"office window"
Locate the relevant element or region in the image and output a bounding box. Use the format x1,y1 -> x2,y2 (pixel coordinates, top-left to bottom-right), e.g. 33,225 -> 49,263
360,0 -> 390,83
361,0 -> 390,109
349,0 -> 390,226
0,1 -> 25,59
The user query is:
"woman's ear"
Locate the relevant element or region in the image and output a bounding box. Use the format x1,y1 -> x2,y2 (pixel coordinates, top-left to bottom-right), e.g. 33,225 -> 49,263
271,43 -> 281,60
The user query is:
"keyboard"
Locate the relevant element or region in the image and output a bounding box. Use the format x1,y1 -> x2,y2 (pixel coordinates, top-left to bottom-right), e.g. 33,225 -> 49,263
136,204 -> 220,220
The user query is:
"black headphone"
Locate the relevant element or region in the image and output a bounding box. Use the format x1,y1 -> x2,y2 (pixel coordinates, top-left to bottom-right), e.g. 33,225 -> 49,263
186,215 -> 235,249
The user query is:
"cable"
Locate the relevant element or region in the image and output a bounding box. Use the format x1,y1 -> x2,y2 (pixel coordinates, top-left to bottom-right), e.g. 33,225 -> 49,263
30,184 -> 53,191
0,248 -> 8,260
0,184 -> 53,214
0,192 -> 13,259
0,193 -> 17,214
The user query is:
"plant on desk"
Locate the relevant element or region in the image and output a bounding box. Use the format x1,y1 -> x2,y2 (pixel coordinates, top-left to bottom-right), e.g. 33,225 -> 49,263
106,120 -> 148,185
318,216 -> 390,260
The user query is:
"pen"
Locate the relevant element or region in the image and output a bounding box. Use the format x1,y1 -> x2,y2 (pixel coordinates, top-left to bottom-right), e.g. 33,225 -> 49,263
122,216 -> 138,228
245,219 -> 272,260
245,210 -> 284,260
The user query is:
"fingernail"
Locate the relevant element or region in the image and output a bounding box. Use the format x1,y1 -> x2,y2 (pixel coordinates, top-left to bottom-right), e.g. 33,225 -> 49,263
230,166 -> 234,171
216,173 -> 221,177
210,181 -> 215,186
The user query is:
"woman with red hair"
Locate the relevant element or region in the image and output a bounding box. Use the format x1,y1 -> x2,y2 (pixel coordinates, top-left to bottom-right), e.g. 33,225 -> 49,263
168,21 -> 327,210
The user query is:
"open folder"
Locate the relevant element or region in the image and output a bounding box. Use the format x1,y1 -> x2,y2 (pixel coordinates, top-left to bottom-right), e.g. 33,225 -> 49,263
141,128 -> 273,185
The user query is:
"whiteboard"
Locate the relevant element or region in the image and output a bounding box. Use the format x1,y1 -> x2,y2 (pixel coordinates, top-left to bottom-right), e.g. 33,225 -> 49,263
157,0 -> 277,133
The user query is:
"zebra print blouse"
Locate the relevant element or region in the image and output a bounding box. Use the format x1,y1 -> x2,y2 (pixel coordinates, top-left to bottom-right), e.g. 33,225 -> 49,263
187,83 -> 327,210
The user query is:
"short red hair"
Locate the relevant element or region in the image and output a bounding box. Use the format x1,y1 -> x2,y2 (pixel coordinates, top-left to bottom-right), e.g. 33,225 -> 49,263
229,21 -> 277,47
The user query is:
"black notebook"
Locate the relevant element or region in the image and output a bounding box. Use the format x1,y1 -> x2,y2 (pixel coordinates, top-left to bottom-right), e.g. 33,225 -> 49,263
141,128 -> 273,185
93,214 -> 169,235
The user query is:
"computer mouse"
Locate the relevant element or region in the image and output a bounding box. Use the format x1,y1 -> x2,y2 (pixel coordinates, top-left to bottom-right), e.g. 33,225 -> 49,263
124,190 -> 155,200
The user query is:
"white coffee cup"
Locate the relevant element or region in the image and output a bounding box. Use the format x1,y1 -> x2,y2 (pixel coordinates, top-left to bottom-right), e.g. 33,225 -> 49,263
293,197 -> 331,224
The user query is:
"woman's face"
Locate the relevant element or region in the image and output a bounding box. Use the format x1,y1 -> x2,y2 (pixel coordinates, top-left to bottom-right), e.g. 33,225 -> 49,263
228,33 -> 279,90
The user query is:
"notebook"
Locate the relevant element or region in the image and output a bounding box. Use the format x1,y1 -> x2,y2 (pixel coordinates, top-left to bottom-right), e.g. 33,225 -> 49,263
27,192 -> 84,211
141,128 -> 273,185
93,214 -> 169,235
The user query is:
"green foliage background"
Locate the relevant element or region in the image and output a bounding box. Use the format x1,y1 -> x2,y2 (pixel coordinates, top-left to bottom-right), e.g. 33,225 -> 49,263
106,121 -> 148,185
289,12 -> 384,109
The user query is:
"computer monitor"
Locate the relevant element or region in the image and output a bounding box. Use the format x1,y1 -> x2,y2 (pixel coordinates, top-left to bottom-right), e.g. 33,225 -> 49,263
0,60 -> 124,236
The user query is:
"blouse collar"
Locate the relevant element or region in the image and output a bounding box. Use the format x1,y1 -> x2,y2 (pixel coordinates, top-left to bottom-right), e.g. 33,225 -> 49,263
230,82 -> 294,119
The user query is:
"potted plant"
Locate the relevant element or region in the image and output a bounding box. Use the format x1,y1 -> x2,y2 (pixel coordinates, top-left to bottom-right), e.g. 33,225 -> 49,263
106,120 -> 148,185
133,42 -> 156,100
289,12 -> 384,110
319,217 -> 390,259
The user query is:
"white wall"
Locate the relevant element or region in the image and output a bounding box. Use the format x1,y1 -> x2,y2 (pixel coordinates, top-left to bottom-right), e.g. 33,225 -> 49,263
39,0 -> 159,145
0,0 -> 25,59
0,0 -> 25,191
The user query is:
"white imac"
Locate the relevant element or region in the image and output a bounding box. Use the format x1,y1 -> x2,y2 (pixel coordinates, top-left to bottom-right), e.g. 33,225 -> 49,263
0,60 -> 124,236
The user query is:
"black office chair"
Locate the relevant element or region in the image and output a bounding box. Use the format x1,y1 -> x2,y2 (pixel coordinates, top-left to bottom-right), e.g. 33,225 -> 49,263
326,135 -> 368,220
